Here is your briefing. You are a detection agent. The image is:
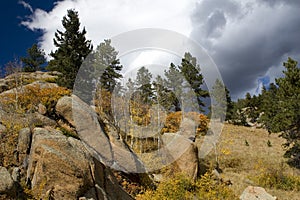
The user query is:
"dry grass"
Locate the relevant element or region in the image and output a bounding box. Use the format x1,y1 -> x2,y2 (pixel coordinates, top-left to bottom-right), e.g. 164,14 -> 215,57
196,123 -> 300,200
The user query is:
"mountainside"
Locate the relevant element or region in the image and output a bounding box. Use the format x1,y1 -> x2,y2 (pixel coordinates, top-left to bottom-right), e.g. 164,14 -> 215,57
0,71 -> 299,200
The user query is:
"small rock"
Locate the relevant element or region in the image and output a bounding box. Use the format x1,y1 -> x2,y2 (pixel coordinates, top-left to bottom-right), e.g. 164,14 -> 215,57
38,103 -> 47,115
212,169 -> 221,180
0,123 -> 6,133
240,186 -> 277,200
11,167 -> 21,182
0,167 -> 15,196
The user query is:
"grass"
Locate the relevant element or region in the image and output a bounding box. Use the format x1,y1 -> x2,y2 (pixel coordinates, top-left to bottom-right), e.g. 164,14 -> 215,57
196,123 -> 300,200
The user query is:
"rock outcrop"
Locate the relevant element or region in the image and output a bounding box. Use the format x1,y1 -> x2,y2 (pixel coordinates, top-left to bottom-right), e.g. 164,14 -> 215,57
0,71 -> 60,93
56,95 -> 145,173
26,127 -> 132,200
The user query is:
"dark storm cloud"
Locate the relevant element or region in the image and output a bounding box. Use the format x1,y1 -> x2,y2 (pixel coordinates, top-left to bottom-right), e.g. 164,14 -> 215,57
191,0 -> 300,99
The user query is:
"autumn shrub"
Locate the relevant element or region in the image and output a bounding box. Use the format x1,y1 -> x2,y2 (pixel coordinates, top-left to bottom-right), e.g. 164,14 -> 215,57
161,111 -> 183,133
161,111 -> 209,136
136,173 -> 195,200
136,172 -> 237,200
129,100 -> 151,126
251,164 -> 300,191
0,119 -> 26,168
186,112 -> 209,135
0,84 -> 71,114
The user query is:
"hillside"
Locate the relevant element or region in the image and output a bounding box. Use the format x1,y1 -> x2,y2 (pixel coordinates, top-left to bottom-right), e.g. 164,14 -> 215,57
199,123 -> 300,200
0,71 -> 299,200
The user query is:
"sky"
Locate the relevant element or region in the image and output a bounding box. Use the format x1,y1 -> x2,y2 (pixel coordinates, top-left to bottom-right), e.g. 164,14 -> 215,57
1,0 -> 300,100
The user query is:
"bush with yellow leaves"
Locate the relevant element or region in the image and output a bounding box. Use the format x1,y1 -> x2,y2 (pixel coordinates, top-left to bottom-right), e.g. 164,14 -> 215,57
251,162 -> 300,191
161,111 -> 209,136
0,84 -> 71,114
136,172 -> 237,200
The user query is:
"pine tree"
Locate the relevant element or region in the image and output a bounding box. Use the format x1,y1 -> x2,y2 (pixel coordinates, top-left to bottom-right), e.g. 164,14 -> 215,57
135,66 -> 153,104
210,79 -> 233,121
152,75 -> 174,112
261,58 -> 300,167
47,9 -> 92,89
259,84 -> 280,132
93,39 -> 123,93
225,87 -> 234,120
164,63 -> 183,111
21,44 -> 46,72
178,52 -> 209,112
275,58 -> 300,167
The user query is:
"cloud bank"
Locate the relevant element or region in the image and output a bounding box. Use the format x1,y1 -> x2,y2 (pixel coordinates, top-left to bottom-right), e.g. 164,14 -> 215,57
22,0 -> 300,99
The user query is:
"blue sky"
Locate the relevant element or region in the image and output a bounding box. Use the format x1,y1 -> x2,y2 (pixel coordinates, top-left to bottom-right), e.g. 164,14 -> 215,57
1,0 -> 299,100
0,1 -> 53,67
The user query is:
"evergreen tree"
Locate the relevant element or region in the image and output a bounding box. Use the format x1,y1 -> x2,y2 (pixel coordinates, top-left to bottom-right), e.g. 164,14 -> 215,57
225,87 -> 234,120
47,9 -> 92,89
262,58 -> 300,167
152,75 -> 174,111
135,66 -> 153,104
93,39 -> 123,92
21,44 -> 46,72
259,84 -> 280,132
164,63 -> 183,111
178,52 -> 209,112
210,79 -> 233,121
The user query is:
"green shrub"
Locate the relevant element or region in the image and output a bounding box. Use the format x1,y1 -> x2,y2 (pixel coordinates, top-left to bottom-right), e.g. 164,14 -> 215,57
58,127 -> 79,139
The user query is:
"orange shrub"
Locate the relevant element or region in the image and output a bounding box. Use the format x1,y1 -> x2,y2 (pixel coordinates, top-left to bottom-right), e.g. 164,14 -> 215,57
162,111 -> 209,136
0,84 -> 71,113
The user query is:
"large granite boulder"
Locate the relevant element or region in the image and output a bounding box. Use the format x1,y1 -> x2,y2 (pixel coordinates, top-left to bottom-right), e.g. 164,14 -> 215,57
56,95 -> 144,173
26,127 -> 132,200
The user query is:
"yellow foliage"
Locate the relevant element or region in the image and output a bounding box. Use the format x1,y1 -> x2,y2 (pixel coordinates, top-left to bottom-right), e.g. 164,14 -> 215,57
161,111 -> 209,136
137,172 -> 237,200
0,84 -> 71,113
251,163 -> 300,191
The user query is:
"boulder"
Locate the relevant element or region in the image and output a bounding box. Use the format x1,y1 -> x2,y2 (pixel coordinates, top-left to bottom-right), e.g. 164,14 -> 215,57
57,95 -> 144,173
0,167 -> 15,196
17,128 -> 31,166
28,112 -> 57,127
240,186 -> 277,200
174,143 -> 198,180
26,127 -> 133,200
160,119 -> 199,180
55,96 -> 75,126
17,128 -> 31,155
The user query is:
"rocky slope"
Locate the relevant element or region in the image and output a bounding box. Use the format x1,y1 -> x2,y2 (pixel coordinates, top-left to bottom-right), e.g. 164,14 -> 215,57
0,71 -> 199,199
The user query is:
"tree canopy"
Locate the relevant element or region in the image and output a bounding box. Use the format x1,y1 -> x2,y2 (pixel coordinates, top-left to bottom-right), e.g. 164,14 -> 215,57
261,57 -> 300,167
21,44 -> 46,72
47,9 -> 92,89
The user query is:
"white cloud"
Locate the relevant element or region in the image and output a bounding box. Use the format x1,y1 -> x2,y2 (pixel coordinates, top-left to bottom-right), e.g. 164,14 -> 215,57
18,0 -> 33,13
22,0 -> 195,58
22,0 -> 300,99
